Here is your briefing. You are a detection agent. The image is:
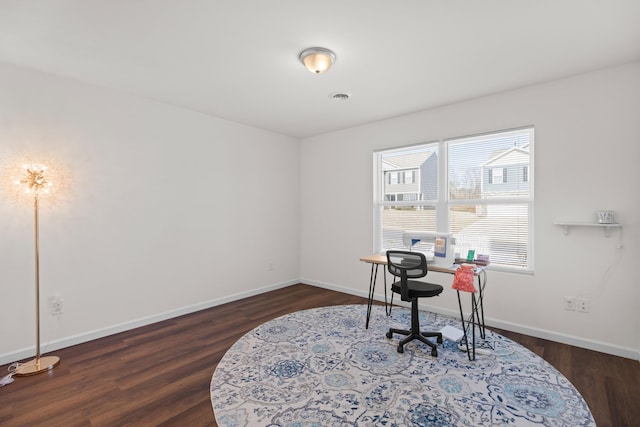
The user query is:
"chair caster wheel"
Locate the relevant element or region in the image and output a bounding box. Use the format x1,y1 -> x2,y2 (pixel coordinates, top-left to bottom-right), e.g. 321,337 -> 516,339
386,331 -> 393,339
431,349 -> 438,357
397,345 -> 404,353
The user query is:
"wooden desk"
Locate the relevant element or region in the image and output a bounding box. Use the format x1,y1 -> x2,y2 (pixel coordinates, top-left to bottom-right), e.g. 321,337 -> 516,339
360,254 -> 487,361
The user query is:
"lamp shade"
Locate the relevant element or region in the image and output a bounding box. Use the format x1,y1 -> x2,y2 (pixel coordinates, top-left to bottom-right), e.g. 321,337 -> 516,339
299,47 -> 335,74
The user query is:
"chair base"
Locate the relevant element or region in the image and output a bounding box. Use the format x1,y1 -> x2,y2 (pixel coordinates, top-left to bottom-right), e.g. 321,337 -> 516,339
386,297 -> 443,357
386,328 -> 443,356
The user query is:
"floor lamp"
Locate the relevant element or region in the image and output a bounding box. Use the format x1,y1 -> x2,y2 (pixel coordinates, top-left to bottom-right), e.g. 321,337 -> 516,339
13,164 -> 61,376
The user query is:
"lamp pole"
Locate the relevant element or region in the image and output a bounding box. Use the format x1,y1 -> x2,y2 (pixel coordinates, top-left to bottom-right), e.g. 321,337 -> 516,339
15,167 -> 60,376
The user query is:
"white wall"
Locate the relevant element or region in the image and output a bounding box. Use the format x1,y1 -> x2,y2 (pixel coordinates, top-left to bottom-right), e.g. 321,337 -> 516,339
300,62 -> 640,360
1,60 -> 637,364
0,62 -> 301,364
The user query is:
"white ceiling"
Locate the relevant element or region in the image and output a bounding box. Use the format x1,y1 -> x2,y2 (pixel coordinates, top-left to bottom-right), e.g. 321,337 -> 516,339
1,1 -> 639,139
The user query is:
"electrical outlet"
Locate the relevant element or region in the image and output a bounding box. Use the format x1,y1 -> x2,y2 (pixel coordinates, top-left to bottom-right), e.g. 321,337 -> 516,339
577,298 -> 590,313
563,296 -> 576,311
49,295 -> 63,317
268,262 -> 274,271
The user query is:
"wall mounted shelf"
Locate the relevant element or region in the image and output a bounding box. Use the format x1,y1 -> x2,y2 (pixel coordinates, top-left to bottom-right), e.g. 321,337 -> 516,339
554,221 -> 621,238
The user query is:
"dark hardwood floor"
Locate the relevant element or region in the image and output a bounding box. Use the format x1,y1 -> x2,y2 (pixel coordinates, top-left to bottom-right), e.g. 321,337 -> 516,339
1,284 -> 638,426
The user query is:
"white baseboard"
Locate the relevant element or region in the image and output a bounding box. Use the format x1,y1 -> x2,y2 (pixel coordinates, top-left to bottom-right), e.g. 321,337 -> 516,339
3,278 -> 637,366
303,278 -> 640,361
0,279 -> 296,366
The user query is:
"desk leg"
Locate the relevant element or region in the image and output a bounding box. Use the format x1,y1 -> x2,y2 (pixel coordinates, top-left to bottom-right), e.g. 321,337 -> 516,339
365,263 -> 378,329
456,290 -> 474,361
473,274 -> 486,339
472,296 -> 483,340
471,293 -> 477,361
384,268 -> 391,316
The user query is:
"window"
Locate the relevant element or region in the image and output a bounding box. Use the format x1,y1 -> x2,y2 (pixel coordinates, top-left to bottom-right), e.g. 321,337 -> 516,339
398,193 -> 418,201
374,127 -> 534,271
388,172 -> 398,184
404,170 -> 415,184
489,167 -> 507,184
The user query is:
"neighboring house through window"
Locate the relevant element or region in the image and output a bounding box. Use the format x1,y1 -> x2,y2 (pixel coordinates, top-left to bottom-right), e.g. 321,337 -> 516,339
374,127 -> 534,271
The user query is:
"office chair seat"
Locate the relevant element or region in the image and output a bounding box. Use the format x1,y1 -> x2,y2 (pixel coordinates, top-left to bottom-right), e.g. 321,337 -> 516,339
386,250 -> 444,357
390,280 -> 443,299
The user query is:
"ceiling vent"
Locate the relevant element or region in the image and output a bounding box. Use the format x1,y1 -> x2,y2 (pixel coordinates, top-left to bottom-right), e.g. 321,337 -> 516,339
330,93 -> 350,101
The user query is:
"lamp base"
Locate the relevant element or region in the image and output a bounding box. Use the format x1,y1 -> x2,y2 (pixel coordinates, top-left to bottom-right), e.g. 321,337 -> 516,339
14,355 -> 60,376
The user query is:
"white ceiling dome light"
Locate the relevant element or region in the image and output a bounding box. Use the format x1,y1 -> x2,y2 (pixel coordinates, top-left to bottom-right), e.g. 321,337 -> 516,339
299,47 -> 336,74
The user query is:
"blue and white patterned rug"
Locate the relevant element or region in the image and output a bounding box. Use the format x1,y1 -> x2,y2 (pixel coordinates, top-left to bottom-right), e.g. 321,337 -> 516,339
210,304 -> 595,426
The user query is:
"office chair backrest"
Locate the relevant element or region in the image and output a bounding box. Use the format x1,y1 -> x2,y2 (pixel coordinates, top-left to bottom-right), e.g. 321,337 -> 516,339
386,250 -> 428,279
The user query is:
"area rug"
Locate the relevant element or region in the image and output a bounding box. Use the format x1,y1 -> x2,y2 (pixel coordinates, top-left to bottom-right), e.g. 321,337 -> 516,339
210,304 -> 595,426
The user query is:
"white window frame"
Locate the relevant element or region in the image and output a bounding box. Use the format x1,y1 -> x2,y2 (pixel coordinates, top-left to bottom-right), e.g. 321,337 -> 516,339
373,127 -> 534,273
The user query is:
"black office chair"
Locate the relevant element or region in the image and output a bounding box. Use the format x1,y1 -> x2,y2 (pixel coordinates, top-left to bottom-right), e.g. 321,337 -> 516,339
385,250 -> 444,356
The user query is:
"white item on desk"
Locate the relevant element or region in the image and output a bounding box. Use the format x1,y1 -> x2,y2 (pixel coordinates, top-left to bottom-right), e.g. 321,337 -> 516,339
402,231 -> 456,266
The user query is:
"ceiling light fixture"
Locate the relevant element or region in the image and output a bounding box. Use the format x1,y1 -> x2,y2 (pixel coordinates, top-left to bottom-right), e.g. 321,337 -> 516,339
299,47 -> 336,74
